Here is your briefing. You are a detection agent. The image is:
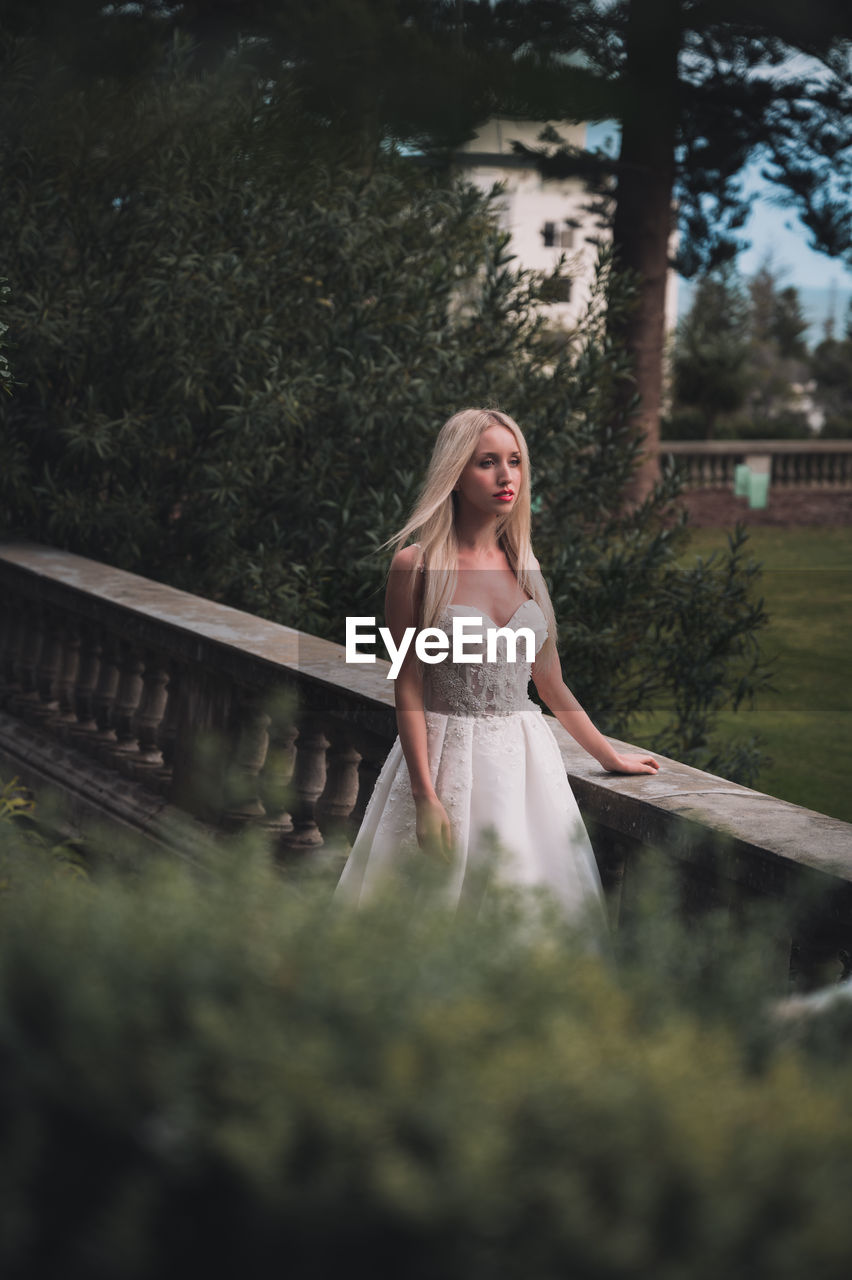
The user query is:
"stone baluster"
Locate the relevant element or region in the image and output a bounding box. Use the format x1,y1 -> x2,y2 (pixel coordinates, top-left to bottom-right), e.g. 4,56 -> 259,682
168,665 -> 234,822
109,644 -> 146,771
28,608 -> 64,726
89,637 -> 123,759
68,626 -> 103,743
259,703 -> 298,845
347,729 -> 387,838
222,690 -> 270,829
154,661 -> 180,797
315,729 -> 362,841
130,653 -> 171,783
10,603 -> 44,718
54,621 -> 81,733
0,606 -> 22,705
280,720 -> 328,850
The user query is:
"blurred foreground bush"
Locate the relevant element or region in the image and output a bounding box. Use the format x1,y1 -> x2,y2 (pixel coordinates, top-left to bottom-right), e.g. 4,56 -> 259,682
2,819 -> 852,1280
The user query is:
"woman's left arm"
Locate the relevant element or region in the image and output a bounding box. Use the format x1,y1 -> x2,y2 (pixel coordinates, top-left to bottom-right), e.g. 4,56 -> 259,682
532,655 -> 659,775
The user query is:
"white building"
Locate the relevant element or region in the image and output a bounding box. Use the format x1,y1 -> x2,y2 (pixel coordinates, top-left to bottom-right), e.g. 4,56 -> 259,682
455,118 -> 678,332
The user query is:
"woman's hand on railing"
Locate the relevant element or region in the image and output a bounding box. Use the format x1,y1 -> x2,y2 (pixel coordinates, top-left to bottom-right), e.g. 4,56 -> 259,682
605,752 -> 660,775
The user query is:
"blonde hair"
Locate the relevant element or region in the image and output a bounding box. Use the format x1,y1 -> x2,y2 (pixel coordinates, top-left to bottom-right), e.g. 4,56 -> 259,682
386,408 -> 558,661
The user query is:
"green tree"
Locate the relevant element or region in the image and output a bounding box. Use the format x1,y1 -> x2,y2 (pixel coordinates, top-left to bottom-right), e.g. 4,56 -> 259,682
670,269 -> 752,439
742,261 -> 810,432
669,262 -> 813,439
810,305 -> 852,436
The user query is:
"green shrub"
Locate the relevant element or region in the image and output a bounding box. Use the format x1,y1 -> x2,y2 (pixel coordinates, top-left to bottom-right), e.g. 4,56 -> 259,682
716,412 -> 812,441
1,823 -> 852,1280
0,774 -> 86,877
660,407 -> 708,441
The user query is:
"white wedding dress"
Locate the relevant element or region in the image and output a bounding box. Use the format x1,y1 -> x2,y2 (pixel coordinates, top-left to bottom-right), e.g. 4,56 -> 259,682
335,600 -> 605,921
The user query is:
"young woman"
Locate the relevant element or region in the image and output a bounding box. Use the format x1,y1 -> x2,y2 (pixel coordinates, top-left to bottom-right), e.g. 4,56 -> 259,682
335,408 -> 659,915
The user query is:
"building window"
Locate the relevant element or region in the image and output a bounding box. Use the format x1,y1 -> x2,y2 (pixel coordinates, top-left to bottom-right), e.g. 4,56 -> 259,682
541,220 -> 576,249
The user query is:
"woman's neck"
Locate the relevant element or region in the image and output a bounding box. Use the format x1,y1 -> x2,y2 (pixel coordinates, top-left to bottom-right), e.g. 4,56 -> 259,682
453,511 -> 503,559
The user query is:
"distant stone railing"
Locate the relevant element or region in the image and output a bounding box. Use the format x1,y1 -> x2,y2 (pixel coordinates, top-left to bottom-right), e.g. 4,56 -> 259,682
2,543 -> 851,984
664,440 -> 852,489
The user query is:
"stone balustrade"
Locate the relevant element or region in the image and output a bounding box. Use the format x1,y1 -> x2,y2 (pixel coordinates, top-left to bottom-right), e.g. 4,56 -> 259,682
2,543 -> 851,984
664,440 -> 852,489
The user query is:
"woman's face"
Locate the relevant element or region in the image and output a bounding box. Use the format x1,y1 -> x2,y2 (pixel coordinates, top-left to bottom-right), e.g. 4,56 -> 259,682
455,424 -> 522,517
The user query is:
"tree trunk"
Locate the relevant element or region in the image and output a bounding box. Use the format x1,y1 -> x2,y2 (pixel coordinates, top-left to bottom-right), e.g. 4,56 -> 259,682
611,0 -> 681,503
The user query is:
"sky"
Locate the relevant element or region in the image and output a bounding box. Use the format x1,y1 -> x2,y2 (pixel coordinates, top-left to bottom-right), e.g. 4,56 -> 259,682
585,122 -> 852,345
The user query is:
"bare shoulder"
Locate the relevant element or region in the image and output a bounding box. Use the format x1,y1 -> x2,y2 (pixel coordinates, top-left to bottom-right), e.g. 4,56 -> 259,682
386,543 -> 422,633
389,544 -> 423,573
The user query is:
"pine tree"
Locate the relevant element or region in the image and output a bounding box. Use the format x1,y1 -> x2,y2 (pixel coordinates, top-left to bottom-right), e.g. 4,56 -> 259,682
671,269 -> 751,438
670,262 -> 811,438
810,300 -> 852,436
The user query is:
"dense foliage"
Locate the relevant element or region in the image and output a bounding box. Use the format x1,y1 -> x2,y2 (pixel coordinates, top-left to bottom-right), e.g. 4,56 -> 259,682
0,276 -> 12,396
1,820 -> 852,1280
667,263 -> 815,441
0,47 -> 770,780
810,301 -> 852,438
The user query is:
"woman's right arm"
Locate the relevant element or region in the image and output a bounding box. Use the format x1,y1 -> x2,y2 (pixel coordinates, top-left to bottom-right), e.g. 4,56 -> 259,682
385,546 -> 453,859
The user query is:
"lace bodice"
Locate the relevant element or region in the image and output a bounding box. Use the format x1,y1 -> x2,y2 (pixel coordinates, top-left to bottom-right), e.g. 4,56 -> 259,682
423,600 -> 547,718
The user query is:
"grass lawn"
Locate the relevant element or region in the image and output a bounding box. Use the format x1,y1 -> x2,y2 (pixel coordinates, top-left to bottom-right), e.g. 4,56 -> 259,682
632,525 -> 852,823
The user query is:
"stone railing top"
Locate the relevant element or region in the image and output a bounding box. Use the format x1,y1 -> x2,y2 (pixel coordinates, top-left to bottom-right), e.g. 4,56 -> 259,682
0,542 -> 395,715
2,541 -> 851,890
664,440 -> 852,455
550,721 -> 852,888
